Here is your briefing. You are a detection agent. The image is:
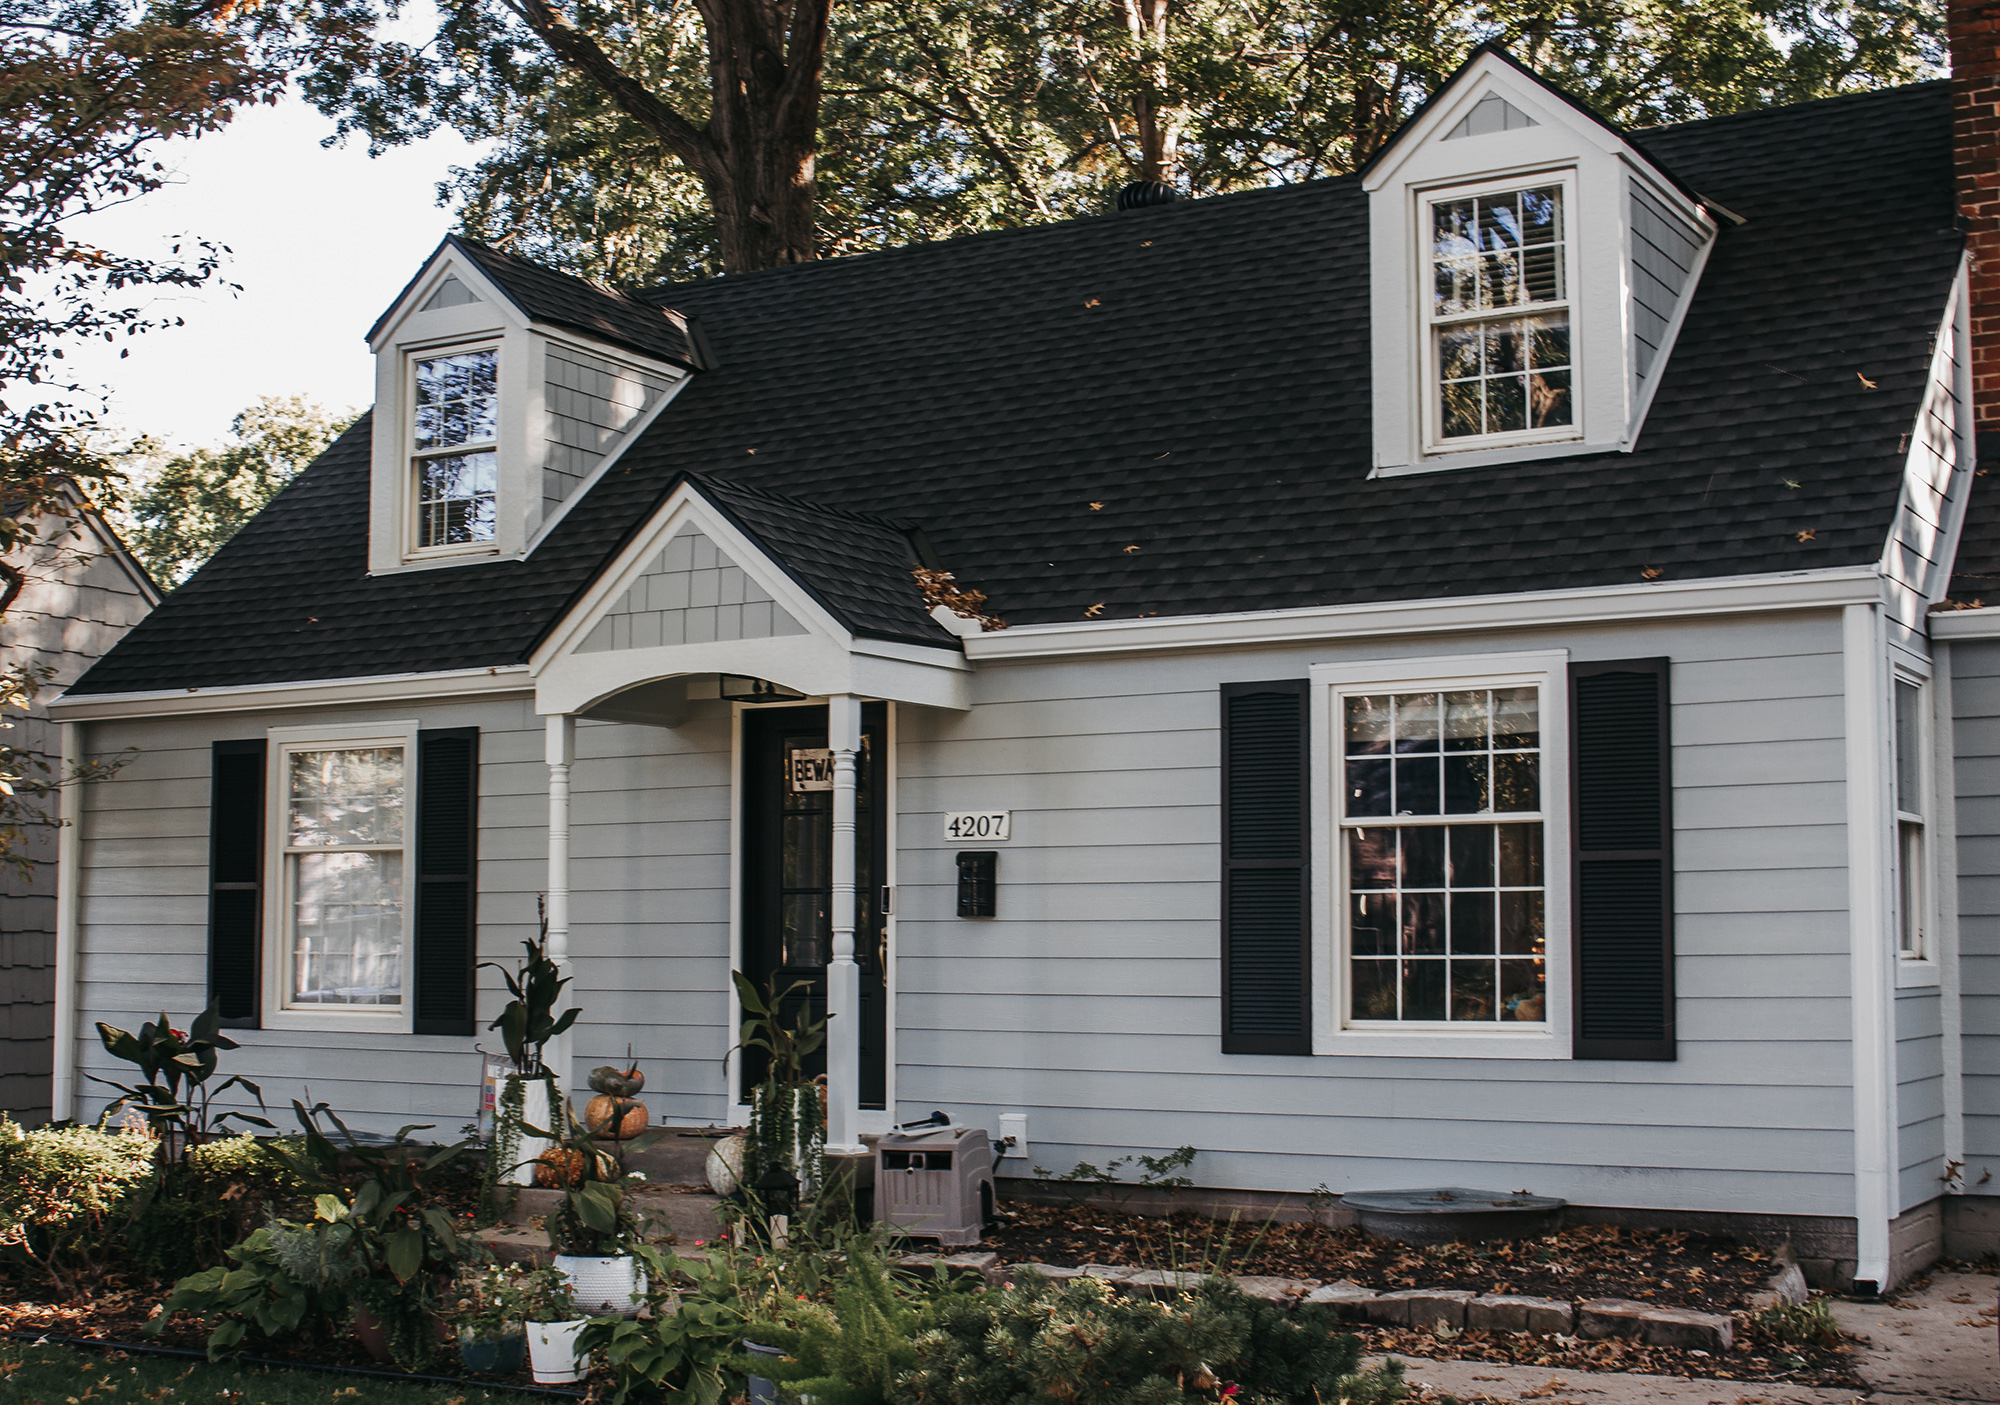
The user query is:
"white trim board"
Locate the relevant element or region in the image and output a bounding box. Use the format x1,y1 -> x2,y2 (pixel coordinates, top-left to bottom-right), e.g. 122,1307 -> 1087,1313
48,665 -> 534,723
964,567 -> 1888,661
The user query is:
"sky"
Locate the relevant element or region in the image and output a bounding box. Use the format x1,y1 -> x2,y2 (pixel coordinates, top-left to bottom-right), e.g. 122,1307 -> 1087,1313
62,95 -> 488,452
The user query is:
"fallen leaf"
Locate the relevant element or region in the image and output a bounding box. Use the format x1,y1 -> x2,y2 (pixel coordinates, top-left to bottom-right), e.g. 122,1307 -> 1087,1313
1857,371 -> 1877,389
1084,298 -> 1101,307
1783,479 -> 1800,489
1124,544 -> 1141,553
1141,240 -> 1153,247
1084,602 -> 1105,617
1641,566 -> 1662,580
1089,501 -> 1104,510
1795,529 -> 1817,542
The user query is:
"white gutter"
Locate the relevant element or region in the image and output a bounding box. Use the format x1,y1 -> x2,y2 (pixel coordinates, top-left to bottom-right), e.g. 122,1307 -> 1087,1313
963,566 -> 1888,661
51,721 -> 82,1123
1843,601 -> 1896,1291
47,664 -> 533,724
1927,605 -> 2000,639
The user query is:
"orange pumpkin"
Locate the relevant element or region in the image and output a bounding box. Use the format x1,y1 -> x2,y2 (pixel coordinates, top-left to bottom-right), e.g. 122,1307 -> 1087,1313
584,1094 -> 650,1140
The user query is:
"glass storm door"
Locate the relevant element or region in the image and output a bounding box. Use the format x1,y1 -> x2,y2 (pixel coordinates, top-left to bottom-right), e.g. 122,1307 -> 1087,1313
740,703 -> 888,1108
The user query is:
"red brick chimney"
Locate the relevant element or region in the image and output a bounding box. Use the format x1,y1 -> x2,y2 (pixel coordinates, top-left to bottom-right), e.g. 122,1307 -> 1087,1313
1954,0 -> 2000,427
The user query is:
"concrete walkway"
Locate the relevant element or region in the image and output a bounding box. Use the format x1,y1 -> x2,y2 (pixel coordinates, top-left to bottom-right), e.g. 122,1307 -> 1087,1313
1378,1267 -> 1996,1404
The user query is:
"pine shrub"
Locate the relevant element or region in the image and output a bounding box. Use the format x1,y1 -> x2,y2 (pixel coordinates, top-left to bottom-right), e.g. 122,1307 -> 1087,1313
895,1271 -> 1405,1405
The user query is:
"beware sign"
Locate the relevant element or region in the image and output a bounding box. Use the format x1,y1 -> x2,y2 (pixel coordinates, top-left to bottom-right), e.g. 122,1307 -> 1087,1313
786,748 -> 835,792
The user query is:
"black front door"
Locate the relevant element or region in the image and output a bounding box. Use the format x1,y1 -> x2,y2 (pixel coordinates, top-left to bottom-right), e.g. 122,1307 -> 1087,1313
740,703 -> 888,1108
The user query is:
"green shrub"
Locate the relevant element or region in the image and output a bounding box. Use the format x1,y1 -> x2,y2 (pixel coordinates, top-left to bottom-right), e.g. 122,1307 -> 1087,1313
0,1115 -> 158,1291
151,1220 -> 355,1358
129,1134 -> 313,1278
1751,1296 -> 1841,1348
739,1239 -> 941,1405
896,1272 -> 1406,1405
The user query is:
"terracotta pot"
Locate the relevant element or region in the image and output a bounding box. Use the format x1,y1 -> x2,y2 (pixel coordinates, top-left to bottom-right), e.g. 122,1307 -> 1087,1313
584,1095 -> 649,1139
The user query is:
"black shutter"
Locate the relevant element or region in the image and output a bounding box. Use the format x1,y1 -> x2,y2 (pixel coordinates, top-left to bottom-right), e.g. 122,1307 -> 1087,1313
1570,659 -> 1675,1061
413,727 -> 480,1036
207,740 -> 265,1028
1220,680 -> 1311,1055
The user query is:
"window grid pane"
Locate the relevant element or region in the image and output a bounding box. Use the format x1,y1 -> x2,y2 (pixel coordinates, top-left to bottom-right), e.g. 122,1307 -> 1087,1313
1432,186 -> 1571,440
413,350 -> 497,451
417,451 -> 498,547
285,746 -> 406,1008
1344,688 -> 1546,1025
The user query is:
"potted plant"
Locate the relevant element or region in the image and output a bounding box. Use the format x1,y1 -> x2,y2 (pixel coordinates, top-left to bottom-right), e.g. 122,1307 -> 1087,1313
732,971 -> 827,1198
480,918 -> 579,1190
536,1099 -> 656,1316
449,1262 -> 531,1375
522,1266 -> 590,1384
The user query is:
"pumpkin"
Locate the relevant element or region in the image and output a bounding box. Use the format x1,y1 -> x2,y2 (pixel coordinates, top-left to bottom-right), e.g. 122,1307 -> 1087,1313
534,1147 -> 586,1188
587,1064 -> 646,1098
584,1094 -> 649,1140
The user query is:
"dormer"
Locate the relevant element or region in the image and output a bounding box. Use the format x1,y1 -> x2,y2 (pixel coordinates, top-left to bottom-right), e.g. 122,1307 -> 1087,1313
364,237 -> 701,574
1364,48 -> 1719,476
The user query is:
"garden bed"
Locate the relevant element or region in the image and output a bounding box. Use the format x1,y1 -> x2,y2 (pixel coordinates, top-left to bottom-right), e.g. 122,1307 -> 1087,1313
974,1203 -> 1864,1389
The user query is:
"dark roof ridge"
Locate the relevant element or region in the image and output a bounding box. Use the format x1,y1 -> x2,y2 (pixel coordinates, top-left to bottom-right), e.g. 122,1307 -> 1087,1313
1633,74 -> 1947,141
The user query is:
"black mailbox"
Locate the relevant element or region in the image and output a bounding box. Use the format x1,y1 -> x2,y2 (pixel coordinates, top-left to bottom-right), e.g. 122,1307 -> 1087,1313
956,851 -> 997,917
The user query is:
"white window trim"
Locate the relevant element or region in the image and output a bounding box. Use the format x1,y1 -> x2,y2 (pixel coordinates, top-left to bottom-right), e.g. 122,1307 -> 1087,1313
261,720 -> 422,1034
1418,170 -> 1583,459
1893,665 -> 1941,987
404,340 -> 504,563
1309,650 -> 1572,1058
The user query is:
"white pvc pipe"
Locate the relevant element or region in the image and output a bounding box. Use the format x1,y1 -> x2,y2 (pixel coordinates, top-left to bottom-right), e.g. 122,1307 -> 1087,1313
824,693 -> 865,1155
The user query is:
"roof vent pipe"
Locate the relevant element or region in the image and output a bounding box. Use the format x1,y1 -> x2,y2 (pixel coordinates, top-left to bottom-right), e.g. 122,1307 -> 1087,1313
1115,180 -> 1179,211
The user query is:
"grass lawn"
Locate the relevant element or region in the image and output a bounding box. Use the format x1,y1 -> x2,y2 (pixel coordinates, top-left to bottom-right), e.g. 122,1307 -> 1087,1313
0,1343 -> 559,1404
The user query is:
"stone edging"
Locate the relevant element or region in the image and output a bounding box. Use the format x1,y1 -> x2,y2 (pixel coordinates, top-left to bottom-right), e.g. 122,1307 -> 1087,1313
891,1253 -> 1812,1357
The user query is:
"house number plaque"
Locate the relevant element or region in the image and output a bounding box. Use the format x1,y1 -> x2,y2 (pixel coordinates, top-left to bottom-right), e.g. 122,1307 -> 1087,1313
944,811 -> 1011,841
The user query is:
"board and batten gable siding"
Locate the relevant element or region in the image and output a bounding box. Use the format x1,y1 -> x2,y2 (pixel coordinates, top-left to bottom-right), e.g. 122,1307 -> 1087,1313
892,610 -> 1858,1214
1951,634 -> 2000,1192
1883,268 -> 1973,644
1,520 -> 153,1123
68,695 -> 737,1135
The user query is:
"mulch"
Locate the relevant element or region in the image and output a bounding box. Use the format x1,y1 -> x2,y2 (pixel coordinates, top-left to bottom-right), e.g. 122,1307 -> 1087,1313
977,1200 -> 1865,1389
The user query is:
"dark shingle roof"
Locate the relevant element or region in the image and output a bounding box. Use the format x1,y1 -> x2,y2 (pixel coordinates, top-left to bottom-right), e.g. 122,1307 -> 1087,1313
71,80 -> 1961,695
367,235 -> 699,368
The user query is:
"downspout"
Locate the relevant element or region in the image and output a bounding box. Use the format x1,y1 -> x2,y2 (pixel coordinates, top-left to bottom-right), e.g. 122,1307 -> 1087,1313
1933,643 -> 1967,1208
50,720 -> 82,1122
1844,600 -> 1896,1291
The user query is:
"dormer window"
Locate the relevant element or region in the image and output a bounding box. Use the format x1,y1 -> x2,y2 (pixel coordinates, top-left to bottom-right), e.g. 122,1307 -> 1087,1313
411,348 -> 499,551
1429,183 -> 1573,444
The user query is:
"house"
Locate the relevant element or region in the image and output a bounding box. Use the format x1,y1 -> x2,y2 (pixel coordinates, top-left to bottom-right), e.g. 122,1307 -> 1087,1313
2,485 -> 158,1122
42,18 -> 2000,1293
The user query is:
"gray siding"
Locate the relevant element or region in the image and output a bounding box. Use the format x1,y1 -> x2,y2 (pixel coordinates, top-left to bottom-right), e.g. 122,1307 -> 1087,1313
575,527 -> 806,653
542,344 -> 674,516
71,696 -> 736,1134
1953,636 -> 2000,1186
1628,183 -> 1705,389
1896,987 -> 1945,1211
1,517 -> 151,1123
895,612 -> 1858,1215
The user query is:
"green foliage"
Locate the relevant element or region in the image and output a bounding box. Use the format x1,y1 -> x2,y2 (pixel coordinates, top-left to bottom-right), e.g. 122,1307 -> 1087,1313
0,1115 -> 158,1290
117,396 -> 356,584
517,1264 -> 583,1323
733,970 -> 828,1087
1034,1145 -> 1199,1216
0,1340 -> 537,1404
444,1261 -> 537,1338
733,971 -> 828,1193
582,1243 -> 747,1405
149,1220 -> 354,1358
739,1238 -> 934,1405
90,1002 -> 274,1162
1751,1294 -> 1841,1347
128,1134 -> 313,1278
480,931 -> 578,1077
898,1271 -> 1406,1405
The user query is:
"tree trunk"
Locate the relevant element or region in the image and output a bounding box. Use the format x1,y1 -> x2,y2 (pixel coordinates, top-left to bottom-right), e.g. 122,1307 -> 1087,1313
1119,0 -> 1180,184
507,0 -> 832,274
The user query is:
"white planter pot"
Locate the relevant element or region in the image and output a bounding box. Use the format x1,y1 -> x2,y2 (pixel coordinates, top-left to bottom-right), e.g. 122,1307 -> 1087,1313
555,1252 -> 647,1317
527,1318 -> 589,1384
506,1075 -> 557,1188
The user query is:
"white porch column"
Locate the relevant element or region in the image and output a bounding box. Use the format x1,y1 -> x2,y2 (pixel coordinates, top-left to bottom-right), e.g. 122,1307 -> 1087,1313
824,693 -> 866,1156
545,713 -> 577,1102
50,721 -> 82,1123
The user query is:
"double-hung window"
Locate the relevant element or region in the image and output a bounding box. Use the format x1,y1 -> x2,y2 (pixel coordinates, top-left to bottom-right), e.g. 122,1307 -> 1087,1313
1893,677 -> 1929,962
410,347 -> 499,552
267,725 -> 417,1027
1341,686 -> 1548,1025
1428,181 -> 1575,447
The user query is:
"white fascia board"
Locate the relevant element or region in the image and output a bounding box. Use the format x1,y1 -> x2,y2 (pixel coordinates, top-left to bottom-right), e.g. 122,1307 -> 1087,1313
535,633 -> 969,715
1928,605 -> 2000,639
47,664 -> 533,723
523,334 -> 694,553
367,251 -> 523,355
962,566 -> 1888,662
